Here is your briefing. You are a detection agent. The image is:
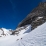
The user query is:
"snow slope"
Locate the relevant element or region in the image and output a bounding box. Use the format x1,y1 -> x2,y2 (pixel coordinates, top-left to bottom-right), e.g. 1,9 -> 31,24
0,22 -> 46,46
16,22 -> 46,46
0,24 -> 31,46
19,25 -> 31,34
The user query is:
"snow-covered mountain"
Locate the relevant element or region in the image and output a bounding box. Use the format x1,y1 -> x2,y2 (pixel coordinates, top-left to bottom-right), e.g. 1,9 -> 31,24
0,24 -> 31,46
0,22 -> 46,46
0,2 -> 46,46
12,25 -> 31,35
0,24 -> 31,37
15,22 -> 46,46
0,28 -> 12,37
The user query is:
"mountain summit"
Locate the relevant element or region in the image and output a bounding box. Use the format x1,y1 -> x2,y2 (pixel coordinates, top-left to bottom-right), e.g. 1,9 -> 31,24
18,2 -> 46,30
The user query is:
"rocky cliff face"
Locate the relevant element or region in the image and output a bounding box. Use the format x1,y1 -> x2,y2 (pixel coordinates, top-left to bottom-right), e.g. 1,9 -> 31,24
17,2 -> 46,30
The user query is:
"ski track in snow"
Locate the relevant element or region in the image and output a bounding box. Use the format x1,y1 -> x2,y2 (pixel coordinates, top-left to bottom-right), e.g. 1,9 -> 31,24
0,22 -> 46,46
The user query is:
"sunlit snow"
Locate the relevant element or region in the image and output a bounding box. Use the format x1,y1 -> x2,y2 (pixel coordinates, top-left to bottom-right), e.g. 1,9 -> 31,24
0,22 -> 46,46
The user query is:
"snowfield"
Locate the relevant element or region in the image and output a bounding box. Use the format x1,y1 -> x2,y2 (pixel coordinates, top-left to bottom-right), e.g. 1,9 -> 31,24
0,25 -> 31,46
0,22 -> 46,46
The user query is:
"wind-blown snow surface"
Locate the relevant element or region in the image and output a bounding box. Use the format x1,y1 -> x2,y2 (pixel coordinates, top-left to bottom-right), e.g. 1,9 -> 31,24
0,22 -> 46,46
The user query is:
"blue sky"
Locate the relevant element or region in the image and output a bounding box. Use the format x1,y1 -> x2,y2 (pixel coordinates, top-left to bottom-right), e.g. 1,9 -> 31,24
0,0 -> 46,29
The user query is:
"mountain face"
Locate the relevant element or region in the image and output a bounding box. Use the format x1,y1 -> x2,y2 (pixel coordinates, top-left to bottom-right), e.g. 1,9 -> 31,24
0,2 -> 46,46
15,22 -> 46,46
12,25 -> 31,35
1,2 -> 46,35
0,28 -> 12,37
0,25 -> 31,37
0,22 -> 46,46
18,2 -> 46,30
0,24 -> 31,46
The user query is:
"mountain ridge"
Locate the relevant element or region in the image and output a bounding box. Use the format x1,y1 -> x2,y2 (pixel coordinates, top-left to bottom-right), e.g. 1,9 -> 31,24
17,2 -> 46,30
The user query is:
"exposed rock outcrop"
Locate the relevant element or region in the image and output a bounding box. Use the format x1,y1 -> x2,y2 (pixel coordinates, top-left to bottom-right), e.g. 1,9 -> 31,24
17,2 -> 46,30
